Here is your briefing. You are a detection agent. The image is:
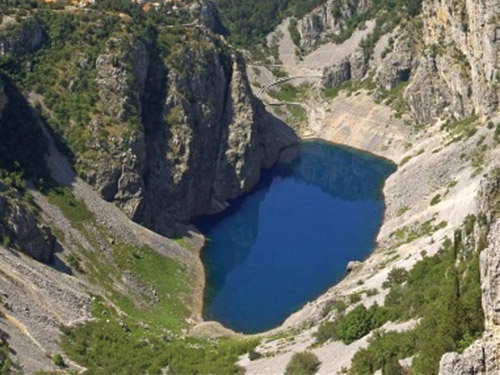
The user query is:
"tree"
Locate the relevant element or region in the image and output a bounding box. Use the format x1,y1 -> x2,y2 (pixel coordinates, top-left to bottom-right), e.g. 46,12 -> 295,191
285,351 -> 321,375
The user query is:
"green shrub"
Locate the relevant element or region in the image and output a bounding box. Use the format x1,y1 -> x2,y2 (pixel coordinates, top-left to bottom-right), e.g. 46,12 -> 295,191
430,194 -> 442,206
382,267 -> 408,289
51,354 -> 65,367
0,337 -> 12,375
349,293 -> 362,304
248,349 -> 262,361
337,304 -> 388,344
285,351 -> 320,375
351,330 -> 416,375
314,320 -> 338,344
288,18 -> 301,47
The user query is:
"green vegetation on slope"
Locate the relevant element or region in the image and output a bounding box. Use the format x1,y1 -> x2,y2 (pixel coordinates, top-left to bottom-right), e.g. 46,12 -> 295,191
0,336 -> 13,375
213,0 -> 326,46
213,0 -> 423,49
62,299 -> 258,375
43,185 -> 258,374
315,215 -> 486,374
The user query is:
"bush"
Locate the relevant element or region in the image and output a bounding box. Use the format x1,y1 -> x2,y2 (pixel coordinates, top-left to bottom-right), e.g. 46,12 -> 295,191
288,18 -> 301,47
382,267 -> 408,289
350,222 -> 485,374
430,194 -> 442,206
285,351 -> 320,375
314,321 -> 338,345
51,354 -> 65,367
248,349 -> 262,361
349,293 -> 362,304
350,330 -> 416,374
336,305 -> 388,344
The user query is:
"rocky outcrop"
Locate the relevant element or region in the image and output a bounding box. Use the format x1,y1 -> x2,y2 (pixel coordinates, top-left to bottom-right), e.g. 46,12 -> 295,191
404,54 -> 453,124
323,58 -> 351,88
0,18 -> 45,60
405,0 -> 499,123
376,37 -> 414,90
74,28 -> 296,235
0,190 -> 56,263
82,35 -> 148,218
297,0 -> 372,52
138,43 -> 296,235
349,47 -> 370,81
189,0 -> 226,34
439,332 -> 500,375
322,47 -> 369,87
439,170 -> 500,374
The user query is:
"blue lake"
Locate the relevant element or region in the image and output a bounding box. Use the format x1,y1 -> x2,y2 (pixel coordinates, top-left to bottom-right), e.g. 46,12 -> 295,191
195,141 -> 396,333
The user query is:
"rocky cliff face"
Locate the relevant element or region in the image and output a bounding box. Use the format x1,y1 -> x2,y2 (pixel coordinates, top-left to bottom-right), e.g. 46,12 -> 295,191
82,34 -> 148,219
0,18 -> 46,65
405,0 -> 500,124
0,189 -> 56,263
59,12 -> 296,235
138,40 -> 295,235
313,0 -> 500,124
439,170 -> 500,374
297,0 -> 372,52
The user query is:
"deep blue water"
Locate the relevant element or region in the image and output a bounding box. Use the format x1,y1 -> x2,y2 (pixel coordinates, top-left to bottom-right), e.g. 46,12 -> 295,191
195,141 -> 395,334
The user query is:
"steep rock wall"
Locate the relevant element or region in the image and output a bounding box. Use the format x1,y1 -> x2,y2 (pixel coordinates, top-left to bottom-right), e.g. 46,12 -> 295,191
77,26 -> 296,235
297,0 -> 373,52
439,170 -> 500,374
405,0 -> 500,123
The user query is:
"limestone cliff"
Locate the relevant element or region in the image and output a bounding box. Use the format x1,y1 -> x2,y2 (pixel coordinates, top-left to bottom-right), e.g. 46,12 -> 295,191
0,3 -> 296,237
0,188 -> 56,263
405,0 -> 500,123
296,0 -> 373,52
81,26 -> 296,235
306,0 -> 500,124
439,170 -> 500,374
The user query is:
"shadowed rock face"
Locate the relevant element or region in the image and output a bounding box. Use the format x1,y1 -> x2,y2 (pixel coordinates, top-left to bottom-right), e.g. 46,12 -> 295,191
0,80 -> 6,120
85,30 -> 297,236
0,192 -> 56,263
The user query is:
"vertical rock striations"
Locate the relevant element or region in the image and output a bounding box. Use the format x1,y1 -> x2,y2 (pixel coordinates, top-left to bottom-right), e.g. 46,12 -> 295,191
74,24 -> 296,235
138,40 -> 296,235
406,0 -> 500,123
439,171 -> 500,374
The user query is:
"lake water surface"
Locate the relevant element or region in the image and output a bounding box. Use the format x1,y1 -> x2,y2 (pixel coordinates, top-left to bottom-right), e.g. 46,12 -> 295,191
196,141 -> 395,333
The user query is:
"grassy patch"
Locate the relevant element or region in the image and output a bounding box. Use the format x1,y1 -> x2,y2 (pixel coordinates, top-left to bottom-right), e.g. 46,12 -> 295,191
271,68 -> 289,79
112,242 -> 189,331
323,79 -> 376,100
396,206 -> 409,216
442,114 -> 479,140
287,105 -> 307,124
268,83 -> 309,102
377,81 -> 410,118
44,186 -> 94,230
62,303 -> 258,375
391,217 -> 447,248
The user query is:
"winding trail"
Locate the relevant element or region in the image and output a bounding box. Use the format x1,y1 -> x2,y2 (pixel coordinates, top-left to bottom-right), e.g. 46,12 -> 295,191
256,75 -> 322,98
